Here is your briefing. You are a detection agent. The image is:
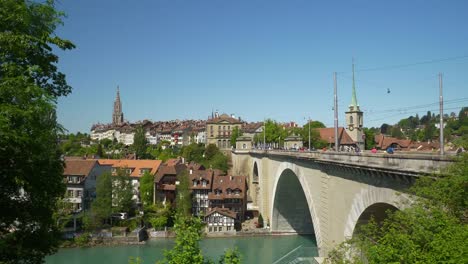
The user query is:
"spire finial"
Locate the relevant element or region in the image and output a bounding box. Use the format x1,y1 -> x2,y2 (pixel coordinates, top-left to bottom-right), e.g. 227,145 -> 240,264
351,58 -> 358,109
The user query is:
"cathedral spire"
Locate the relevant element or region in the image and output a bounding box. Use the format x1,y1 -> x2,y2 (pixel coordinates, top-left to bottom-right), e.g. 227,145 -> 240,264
350,59 -> 359,111
112,86 -> 124,125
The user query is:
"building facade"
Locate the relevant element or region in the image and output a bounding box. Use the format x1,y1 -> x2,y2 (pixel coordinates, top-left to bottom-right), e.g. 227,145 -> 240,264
206,113 -> 243,150
63,158 -> 111,212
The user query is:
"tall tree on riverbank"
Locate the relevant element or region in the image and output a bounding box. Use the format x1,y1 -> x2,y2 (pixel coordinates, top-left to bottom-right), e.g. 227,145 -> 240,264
0,0 -> 75,262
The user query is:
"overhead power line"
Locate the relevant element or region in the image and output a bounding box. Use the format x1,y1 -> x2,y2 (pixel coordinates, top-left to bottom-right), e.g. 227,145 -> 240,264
356,55 -> 468,73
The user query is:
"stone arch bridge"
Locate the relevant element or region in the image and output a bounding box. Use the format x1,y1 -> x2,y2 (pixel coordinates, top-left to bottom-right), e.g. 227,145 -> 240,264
231,150 -> 454,256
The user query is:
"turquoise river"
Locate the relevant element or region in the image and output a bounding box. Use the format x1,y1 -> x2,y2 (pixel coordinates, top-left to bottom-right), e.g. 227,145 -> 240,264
46,235 -> 317,264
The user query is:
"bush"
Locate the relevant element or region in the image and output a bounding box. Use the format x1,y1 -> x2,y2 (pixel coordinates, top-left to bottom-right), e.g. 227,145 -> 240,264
74,232 -> 90,247
257,214 -> 264,228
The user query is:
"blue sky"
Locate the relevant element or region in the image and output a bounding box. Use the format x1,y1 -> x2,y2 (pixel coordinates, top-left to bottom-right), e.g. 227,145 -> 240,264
54,0 -> 468,133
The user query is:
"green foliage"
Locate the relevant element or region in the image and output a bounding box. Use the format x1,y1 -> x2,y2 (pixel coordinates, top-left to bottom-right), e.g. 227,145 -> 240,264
230,127 -> 243,147
97,143 -> 104,158
182,143 -> 206,163
0,0 -> 75,262
257,214 -> 264,228
144,203 -> 173,228
327,154 -> 468,263
89,171 -> 112,229
161,215 -> 205,264
176,170 -> 192,217
205,144 -> 219,160
218,248 -> 242,264
74,232 -> 91,247
363,127 -> 377,150
139,171 -> 154,207
53,196 -> 75,231
133,126 -> 148,159
113,168 -> 134,214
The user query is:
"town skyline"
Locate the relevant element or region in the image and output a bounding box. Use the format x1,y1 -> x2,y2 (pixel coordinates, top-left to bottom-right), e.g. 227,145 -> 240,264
55,0 -> 468,133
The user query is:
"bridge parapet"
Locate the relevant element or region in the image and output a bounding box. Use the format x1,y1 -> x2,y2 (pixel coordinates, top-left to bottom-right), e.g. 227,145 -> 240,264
236,149 -> 455,175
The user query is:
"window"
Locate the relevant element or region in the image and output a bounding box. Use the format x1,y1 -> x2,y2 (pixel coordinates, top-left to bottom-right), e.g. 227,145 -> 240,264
227,226 -> 231,231
209,227 -> 212,232
77,190 -> 82,198
67,190 -> 73,197
193,180 -> 197,187
350,116 -> 354,125
202,180 -> 207,187
214,227 -> 217,232
67,176 -> 73,183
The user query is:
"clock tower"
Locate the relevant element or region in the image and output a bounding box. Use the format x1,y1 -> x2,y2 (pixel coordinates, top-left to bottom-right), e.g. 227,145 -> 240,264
345,62 -> 365,150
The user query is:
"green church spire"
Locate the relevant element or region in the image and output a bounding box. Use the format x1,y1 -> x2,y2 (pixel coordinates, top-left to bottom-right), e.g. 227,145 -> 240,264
350,59 -> 359,110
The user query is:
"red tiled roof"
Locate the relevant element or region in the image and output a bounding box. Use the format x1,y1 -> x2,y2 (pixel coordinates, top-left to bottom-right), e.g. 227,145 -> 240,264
316,127 -> 355,145
210,175 -> 247,200
154,163 -> 187,183
189,169 -> 214,190
375,134 -> 411,150
64,159 -> 97,177
98,159 -> 162,178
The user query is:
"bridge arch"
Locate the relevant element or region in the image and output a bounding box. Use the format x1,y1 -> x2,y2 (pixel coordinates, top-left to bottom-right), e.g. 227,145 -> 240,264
270,163 -> 322,249
344,188 -> 408,239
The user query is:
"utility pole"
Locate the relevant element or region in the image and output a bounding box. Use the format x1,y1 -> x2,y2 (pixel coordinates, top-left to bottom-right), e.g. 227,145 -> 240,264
334,72 -> 339,151
308,117 -> 311,151
263,119 -> 266,150
439,73 -> 444,155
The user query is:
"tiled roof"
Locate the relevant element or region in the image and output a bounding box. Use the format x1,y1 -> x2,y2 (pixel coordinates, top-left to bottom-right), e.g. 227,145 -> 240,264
188,162 -> 205,171
154,163 -> 187,183
207,114 -> 242,124
375,134 -> 411,150
189,169 -> 214,190
205,207 -> 237,219
98,159 -> 162,177
209,175 -> 247,200
64,159 -> 97,176
317,127 -> 355,145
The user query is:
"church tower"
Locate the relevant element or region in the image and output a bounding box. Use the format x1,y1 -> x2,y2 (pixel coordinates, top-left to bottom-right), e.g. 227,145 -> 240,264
345,62 -> 365,150
112,86 -> 124,125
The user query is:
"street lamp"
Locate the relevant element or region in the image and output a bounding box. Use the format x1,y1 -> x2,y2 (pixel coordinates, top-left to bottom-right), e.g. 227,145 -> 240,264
304,117 -> 311,151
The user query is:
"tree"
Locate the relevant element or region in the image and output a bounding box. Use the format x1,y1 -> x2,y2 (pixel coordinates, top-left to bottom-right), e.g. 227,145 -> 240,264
230,126 -> 242,147
363,128 -> 376,150
0,0 -> 75,262
161,215 -> 205,264
133,126 -> 148,159
97,143 -> 104,158
140,171 -> 154,208
205,144 -> 219,160
175,170 -> 191,217
112,169 -> 134,214
89,171 -> 113,228
257,213 -> 264,228
218,248 -> 242,264
326,154 -> 468,263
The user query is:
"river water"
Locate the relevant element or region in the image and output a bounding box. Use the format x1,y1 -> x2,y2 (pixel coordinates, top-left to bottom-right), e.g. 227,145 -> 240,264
45,235 -> 317,264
